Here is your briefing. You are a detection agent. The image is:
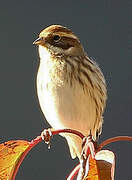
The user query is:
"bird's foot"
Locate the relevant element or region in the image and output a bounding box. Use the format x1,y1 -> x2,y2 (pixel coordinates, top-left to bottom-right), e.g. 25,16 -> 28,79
41,128 -> 53,149
81,135 -> 96,159
77,135 -> 97,180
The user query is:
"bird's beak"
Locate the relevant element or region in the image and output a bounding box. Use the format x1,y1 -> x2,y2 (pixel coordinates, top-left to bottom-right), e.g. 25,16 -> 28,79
33,37 -> 44,45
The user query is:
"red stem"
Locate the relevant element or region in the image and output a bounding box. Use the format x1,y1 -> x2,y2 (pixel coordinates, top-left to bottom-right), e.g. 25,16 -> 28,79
11,129 -> 84,180
11,128 -> 132,180
12,136 -> 42,180
97,136 -> 132,151
51,128 -> 85,139
66,164 -> 80,180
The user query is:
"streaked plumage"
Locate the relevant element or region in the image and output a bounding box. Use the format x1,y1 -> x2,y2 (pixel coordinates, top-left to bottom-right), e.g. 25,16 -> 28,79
34,25 -> 107,159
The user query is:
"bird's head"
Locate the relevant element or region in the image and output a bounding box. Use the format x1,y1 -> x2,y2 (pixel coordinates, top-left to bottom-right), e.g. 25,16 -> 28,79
33,25 -> 84,57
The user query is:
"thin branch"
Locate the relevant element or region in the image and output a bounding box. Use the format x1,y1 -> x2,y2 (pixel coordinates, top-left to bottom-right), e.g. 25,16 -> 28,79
11,128 -> 132,180
97,136 -> 132,151
67,164 -> 80,180
51,129 -> 85,139
11,129 -> 84,180
12,136 -> 42,180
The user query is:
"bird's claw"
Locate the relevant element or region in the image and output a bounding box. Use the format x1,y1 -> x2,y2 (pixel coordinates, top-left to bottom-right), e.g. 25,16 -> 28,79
82,135 -> 96,159
41,129 -> 52,149
77,135 -> 96,180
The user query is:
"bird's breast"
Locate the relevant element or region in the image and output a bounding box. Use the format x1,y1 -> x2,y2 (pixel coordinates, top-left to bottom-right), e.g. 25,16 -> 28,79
37,60 -> 97,136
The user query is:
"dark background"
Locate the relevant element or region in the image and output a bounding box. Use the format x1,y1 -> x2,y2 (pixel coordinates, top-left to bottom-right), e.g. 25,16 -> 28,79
0,0 -> 131,179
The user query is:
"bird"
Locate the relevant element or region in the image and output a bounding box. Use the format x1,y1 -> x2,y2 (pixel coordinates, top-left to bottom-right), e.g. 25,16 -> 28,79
33,25 -> 107,160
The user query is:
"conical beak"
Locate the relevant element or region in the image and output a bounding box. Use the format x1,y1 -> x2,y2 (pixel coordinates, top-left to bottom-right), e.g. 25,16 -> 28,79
33,37 -> 43,45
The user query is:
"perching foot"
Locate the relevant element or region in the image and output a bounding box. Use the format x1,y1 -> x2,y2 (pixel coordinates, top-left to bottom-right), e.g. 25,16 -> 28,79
41,128 -> 52,149
77,134 -> 96,180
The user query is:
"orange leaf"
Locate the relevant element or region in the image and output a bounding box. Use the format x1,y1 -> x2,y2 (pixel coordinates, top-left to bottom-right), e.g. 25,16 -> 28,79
0,140 -> 30,180
85,150 -> 115,180
84,156 -> 99,180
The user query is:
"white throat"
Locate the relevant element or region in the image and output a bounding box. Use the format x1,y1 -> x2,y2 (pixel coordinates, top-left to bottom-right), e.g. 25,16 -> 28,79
38,45 -> 51,63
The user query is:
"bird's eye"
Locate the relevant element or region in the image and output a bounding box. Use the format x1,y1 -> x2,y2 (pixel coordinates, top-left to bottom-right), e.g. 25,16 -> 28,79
53,35 -> 61,42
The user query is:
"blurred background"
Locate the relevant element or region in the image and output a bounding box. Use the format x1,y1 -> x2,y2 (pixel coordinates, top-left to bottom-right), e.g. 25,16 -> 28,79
0,0 -> 131,179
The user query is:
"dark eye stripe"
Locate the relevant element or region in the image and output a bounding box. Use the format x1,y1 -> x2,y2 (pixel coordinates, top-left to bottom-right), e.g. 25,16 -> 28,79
46,35 -> 80,50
